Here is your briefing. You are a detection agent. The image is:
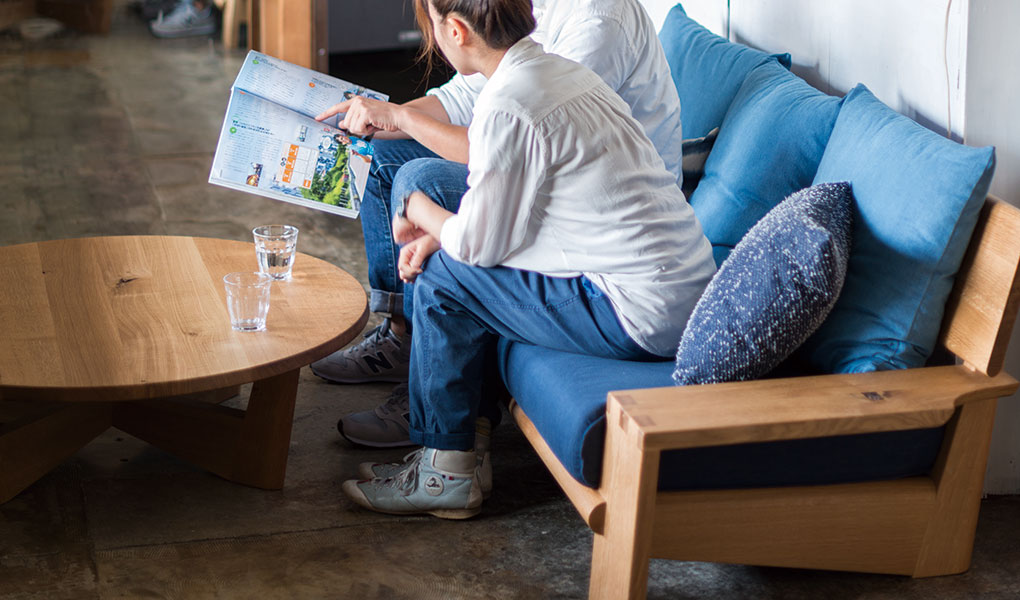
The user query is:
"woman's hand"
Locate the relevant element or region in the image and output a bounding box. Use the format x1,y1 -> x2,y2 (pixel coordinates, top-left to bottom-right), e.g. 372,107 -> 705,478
398,235 -> 441,283
316,96 -> 403,137
392,212 -> 428,245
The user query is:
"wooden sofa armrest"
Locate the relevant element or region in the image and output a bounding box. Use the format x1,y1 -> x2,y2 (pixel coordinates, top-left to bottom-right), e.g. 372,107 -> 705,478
609,364 -> 1019,452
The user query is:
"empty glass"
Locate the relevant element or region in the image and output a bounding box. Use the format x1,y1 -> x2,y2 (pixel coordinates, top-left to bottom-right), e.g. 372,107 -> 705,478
252,224 -> 299,280
223,271 -> 272,332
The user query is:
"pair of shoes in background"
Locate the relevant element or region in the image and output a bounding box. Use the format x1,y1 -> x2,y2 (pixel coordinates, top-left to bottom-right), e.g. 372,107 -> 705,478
318,320 -> 492,516
313,318 -> 414,447
149,0 -> 216,38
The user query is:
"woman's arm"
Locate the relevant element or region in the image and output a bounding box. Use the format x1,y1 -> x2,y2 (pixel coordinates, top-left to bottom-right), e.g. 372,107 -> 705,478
316,95 -> 469,163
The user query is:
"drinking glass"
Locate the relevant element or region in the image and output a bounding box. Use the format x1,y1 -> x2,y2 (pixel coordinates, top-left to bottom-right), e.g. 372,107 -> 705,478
252,224 -> 299,280
223,271 -> 272,331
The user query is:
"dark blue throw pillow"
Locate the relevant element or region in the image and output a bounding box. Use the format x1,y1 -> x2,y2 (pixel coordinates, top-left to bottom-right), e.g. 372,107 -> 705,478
674,182 -> 854,385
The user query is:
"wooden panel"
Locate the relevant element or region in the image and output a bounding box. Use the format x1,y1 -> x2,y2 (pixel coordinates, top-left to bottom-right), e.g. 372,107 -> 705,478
939,198 -> 1020,376
915,398 -> 999,576
509,400 -> 605,532
0,401 -> 111,503
0,0 -> 35,31
589,398 -> 661,600
112,369 -> 299,489
607,365 -> 1017,451
255,0 -> 318,69
649,477 -> 936,575
36,0 -> 114,34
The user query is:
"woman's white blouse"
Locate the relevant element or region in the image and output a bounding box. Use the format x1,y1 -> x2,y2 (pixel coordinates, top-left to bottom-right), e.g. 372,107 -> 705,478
438,38 -> 716,356
428,0 -> 684,184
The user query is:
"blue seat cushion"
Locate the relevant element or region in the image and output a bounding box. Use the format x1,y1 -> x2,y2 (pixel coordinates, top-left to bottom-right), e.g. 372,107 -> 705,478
499,340 -> 943,490
658,3 -> 792,140
675,182 -> 853,385
690,60 -> 843,266
802,84 -> 996,373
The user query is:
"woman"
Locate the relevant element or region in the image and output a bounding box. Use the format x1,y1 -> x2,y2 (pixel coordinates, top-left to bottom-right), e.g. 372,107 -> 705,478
342,0 -> 716,519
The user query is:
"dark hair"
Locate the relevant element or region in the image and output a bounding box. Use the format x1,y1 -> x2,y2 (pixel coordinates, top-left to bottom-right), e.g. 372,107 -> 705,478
415,0 -> 536,70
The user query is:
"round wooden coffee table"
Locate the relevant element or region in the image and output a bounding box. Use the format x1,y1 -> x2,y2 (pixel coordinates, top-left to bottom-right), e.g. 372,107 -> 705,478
0,235 -> 368,503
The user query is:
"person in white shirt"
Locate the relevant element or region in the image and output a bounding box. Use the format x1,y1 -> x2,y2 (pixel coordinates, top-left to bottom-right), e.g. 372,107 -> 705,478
312,0 -> 687,451
340,0 -> 715,518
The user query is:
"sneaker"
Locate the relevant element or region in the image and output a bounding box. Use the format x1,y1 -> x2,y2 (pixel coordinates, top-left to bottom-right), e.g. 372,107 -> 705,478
337,383 -> 414,448
150,1 -> 216,38
359,448 -> 492,498
310,319 -> 410,384
342,448 -> 482,519
358,417 -> 493,496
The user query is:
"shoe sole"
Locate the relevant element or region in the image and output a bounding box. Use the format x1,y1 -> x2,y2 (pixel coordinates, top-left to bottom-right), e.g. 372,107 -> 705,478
343,481 -> 481,520
310,365 -> 408,385
337,421 -> 416,449
150,24 -> 216,38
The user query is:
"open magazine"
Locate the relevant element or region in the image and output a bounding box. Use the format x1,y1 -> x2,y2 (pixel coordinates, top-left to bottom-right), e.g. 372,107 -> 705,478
209,50 -> 387,218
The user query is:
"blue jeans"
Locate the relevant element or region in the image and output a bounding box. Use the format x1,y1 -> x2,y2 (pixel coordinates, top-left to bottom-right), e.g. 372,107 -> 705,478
408,251 -> 658,450
360,139 -> 468,318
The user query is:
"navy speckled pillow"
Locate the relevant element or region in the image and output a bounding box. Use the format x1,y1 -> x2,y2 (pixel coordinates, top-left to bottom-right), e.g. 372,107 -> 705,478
674,182 -> 854,385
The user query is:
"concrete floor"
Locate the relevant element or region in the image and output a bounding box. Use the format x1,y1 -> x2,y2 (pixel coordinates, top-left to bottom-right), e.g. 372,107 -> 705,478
1,4 -> 1019,599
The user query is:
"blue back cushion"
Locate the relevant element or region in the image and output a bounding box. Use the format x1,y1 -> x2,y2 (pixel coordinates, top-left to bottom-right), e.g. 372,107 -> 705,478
689,60 -> 843,266
801,84 -> 996,373
675,182 -> 853,385
658,3 -> 792,140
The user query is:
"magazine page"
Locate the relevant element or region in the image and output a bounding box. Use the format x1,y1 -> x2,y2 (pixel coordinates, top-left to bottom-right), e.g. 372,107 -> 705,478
208,88 -> 373,218
233,50 -> 388,127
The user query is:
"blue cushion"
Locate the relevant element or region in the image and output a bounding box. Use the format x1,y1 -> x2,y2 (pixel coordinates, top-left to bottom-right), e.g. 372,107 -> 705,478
675,182 -> 853,385
690,60 -> 843,266
498,339 -> 943,489
801,84 -> 996,373
658,3 -> 792,140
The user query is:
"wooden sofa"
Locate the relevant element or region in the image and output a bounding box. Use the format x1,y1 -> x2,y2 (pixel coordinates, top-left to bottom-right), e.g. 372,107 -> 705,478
509,196 -> 1020,599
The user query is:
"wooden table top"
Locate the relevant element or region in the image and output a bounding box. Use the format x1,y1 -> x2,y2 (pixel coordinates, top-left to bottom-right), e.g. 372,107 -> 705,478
0,236 -> 368,402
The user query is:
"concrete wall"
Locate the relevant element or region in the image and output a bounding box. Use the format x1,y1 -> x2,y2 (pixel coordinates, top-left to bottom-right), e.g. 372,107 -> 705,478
639,0 -> 1020,494
964,0 -> 1020,495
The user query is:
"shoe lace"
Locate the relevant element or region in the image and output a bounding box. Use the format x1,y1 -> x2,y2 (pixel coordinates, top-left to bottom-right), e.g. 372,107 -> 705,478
384,450 -> 424,496
375,383 -> 409,417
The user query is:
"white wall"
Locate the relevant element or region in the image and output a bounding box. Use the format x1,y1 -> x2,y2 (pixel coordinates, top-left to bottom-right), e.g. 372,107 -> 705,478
638,0 -> 1020,493
964,0 -> 1020,495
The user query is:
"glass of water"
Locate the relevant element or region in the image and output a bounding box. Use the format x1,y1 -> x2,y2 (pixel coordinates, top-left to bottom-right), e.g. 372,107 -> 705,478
223,271 -> 272,332
252,224 -> 299,280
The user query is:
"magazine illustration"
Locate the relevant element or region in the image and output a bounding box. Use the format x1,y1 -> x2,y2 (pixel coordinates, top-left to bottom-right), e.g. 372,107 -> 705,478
209,51 -> 386,218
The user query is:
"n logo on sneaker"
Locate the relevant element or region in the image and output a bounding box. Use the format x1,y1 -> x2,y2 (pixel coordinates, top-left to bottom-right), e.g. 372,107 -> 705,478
424,475 -> 444,496
363,352 -> 393,374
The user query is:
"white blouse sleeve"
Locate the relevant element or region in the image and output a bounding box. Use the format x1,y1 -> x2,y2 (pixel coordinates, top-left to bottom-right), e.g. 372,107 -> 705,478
425,72 -> 488,127
440,110 -> 547,267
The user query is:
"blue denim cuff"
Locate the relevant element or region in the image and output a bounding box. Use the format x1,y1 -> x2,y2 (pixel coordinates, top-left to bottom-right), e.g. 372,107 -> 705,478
369,289 -> 404,317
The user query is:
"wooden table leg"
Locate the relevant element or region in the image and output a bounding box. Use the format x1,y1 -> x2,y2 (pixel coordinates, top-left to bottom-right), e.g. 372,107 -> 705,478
0,400 -> 112,503
111,369 -> 300,489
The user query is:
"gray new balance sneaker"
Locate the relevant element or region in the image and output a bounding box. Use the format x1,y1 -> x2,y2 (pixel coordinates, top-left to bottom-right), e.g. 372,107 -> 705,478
343,448 -> 483,519
358,418 -> 493,496
337,383 -> 414,448
310,319 -> 410,384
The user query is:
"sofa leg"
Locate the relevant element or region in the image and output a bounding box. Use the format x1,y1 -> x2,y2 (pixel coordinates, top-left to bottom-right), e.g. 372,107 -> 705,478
914,397 -> 999,576
589,398 -> 661,600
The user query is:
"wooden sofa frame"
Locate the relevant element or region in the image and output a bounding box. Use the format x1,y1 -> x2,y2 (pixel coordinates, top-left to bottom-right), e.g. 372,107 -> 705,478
510,196 -> 1020,600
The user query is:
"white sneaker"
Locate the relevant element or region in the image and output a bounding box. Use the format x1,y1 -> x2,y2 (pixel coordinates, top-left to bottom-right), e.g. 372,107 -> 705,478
359,447 -> 493,498
150,1 -> 216,38
311,319 -> 410,384
343,448 -> 483,519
